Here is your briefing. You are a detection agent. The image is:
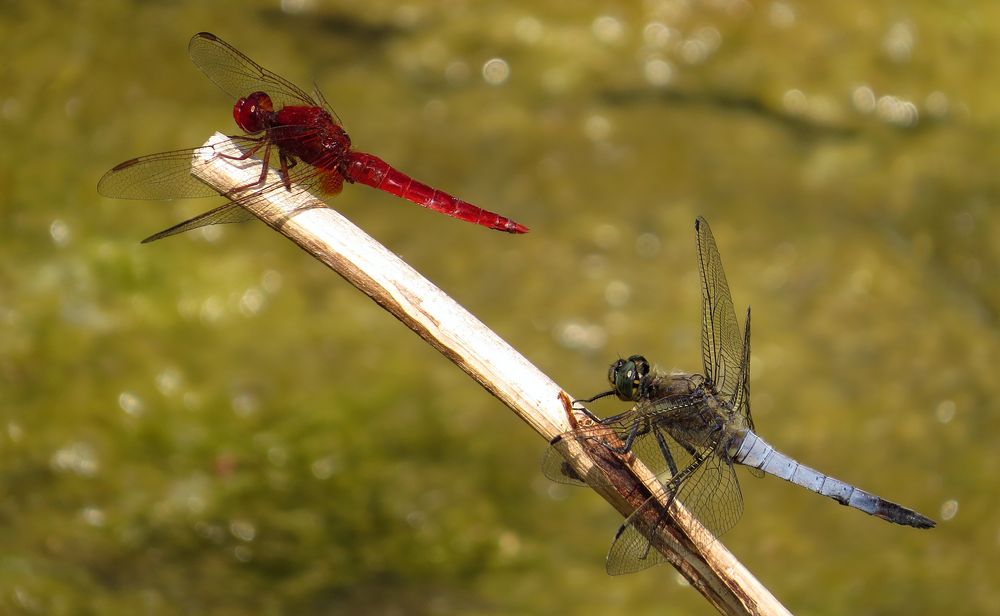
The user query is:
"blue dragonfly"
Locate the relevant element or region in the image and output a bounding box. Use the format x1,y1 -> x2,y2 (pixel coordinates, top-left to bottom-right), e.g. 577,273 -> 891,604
544,217 -> 935,574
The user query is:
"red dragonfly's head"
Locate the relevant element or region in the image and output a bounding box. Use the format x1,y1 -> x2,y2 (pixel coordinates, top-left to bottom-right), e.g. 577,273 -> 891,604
233,91 -> 274,133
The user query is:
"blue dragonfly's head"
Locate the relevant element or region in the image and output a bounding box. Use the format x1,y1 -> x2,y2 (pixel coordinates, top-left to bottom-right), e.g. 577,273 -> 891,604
608,355 -> 650,402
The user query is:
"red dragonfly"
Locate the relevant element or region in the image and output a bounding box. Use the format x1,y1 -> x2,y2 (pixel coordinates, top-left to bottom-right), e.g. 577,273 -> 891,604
99,32 -> 528,243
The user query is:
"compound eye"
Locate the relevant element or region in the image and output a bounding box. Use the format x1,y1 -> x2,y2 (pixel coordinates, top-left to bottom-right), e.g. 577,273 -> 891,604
608,358 -> 640,401
232,91 -> 274,133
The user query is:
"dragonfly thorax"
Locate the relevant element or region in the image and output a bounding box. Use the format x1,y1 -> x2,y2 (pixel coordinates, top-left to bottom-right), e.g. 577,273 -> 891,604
320,123 -> 351,153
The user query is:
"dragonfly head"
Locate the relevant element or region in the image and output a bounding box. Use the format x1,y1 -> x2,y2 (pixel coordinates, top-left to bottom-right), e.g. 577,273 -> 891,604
233,91 -> 275,133
608,355 -> 650,402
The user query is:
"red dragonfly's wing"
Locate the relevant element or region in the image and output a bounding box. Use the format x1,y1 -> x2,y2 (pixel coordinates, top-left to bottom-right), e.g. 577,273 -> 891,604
188,32 -> 342,124
139,202 -> 256,243
99,146 -> 224,200
137,162 -> 335,243
98,136 -> 265,200
99,135 -> 336,242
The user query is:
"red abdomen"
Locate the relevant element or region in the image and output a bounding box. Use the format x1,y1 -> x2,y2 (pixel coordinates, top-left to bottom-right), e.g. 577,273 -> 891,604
341,152 -> 527,233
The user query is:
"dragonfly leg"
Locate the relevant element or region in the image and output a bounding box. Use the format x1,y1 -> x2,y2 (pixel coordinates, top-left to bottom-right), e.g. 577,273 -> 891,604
212,138 -> 287,197
215,135 -> 266,166
575,390 -> 616,404
253,143 -> 272,190
622,420 -> 651,453
607,418 -> 650,455
654,430 -> 680,477
213,140 -> 272,198
278,152 -> 294,191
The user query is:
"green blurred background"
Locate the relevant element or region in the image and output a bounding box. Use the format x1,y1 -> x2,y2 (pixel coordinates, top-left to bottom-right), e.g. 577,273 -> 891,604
1,1 -> 996,614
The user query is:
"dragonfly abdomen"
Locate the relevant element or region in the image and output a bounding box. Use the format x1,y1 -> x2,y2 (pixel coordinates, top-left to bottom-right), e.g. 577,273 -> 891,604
733,431 -> 935,529
342,152 -> 528,233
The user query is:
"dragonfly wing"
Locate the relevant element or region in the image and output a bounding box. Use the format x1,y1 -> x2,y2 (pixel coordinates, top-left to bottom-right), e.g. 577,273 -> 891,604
730,306 -> 762,478
135,132 -> 341,243
99,146 -> 224,200
730,306 -> 757,432
605,445 -> 743,575
141,202 -> 256,243
673,445 -> 743,536
140,160 -> 332,243
540,410 -> 646,487
189,32 -> 320,112
540,440 -> 589,486
605,501 -> 670,575
695,217 -> 744,401
98,137 -> 270,200
312,84 -> 344,127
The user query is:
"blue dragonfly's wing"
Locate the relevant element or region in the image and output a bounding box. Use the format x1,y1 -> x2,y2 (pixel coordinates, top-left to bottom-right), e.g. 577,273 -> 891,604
605,442 -> 743,575
696,217 -> 757,433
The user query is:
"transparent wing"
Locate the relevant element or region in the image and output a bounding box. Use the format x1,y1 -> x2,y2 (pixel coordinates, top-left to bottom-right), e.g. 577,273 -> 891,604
99,147 -> 229,200
729,306 -> 756,434
541,435 -> 590,486
188,32 -> 341,123
670,444 -> 743,537
98,137 -> 266,200
695,216 -> 744,402
140,155 -> 336,242
103,34 -> 347,243
139,155 -> 335,242
139,202 -> 255,243
736,309 -> 764,477
605,444 -> 743,575
541,410 -> 645,487
604,508 -> 669,574
101,133 -> 341,243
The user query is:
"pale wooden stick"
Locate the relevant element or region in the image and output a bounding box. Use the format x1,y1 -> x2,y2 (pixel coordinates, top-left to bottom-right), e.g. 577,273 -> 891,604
188,132 -> 790,616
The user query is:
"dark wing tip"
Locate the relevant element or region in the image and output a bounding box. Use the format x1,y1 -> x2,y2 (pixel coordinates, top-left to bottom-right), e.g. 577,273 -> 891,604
189,32 -> 222,57
97,159 -> 139,197
110,157 -> 141,172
